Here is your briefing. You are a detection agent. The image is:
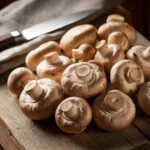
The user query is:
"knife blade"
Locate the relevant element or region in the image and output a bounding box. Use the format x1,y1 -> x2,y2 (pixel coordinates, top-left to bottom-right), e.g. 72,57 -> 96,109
0,9 -> 99,51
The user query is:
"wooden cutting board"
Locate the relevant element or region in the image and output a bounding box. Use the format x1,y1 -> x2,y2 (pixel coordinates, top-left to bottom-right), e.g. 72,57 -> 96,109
0,32 -> 150,150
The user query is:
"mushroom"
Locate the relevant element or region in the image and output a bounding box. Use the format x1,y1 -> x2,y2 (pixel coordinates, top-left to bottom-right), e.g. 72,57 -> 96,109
7,67 -> 35,96
61,62 -> 107,98
19,78 -> 64,120
107,31 -> 129,52
126,45 -> 150,80
55,97 -> 92,134
72,44 -> 95,62
26,41 -> 61,71
110,59 -> 144,95
92,90 -> 136,131
36,52 -> 72,83
98,14 -> 137,49
137,82 -> 150,115
60,24 -> 97,58
94,40 -> 125,72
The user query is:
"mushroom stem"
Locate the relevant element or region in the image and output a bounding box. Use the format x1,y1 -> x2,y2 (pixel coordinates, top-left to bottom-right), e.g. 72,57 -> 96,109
61,101 -> 80,120
24,80 -> 45,101
127,67 -> 142,82
142,46 -> 150,59
106,14 -> 125,23
72,49 -> 83,60
96,40 -> 112,57
103,92 -> 124,111
44,52 -> 62,65
75,64 -> 93,82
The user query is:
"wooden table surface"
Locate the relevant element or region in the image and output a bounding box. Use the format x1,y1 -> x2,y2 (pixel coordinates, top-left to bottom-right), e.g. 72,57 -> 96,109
1,33 -> 150,150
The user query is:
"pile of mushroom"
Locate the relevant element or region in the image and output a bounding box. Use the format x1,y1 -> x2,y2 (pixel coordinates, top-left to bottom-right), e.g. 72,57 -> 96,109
7,13 -> 150,134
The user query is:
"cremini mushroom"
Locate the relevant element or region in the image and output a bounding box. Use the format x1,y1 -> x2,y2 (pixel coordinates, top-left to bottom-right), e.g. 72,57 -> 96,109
61,62 -> 107,98
98,14 -> 137,49
110,59 -> 144,95
36,52 -> 71,83
92,90 -> 136,131
72,44 -> 95,62
60,24 -> 97,58
19,79 -> 64,120
94,40 -> 125,72
137,82 -> 150,115
55,97 -> 92,134
7,67 -> 35,96
126,45 -> 150,80
107,31 -> 129,52
26,41 -> 61,71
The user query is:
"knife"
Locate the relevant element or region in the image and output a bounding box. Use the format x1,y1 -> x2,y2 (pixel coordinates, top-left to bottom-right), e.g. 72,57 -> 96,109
0,9 -> 99,51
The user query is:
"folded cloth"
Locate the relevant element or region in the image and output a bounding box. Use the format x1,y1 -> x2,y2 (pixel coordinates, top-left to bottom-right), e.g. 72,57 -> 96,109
0,0 -> 126,74
0,0 -> 125,34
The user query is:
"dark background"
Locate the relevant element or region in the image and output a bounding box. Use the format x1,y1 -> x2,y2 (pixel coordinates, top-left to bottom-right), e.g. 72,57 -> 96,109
0,0 -> 149,40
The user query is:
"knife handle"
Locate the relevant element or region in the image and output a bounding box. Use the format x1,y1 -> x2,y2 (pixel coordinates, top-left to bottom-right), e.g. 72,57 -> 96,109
0,31 -> 24,51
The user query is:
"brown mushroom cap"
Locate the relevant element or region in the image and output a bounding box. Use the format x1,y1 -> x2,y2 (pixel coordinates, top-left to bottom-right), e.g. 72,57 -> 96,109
94,40 -> 125,72
137,82 -> 150,115
98,14 -> 137,46
126,45 -> 150,80
60,24 -> 97,58
61,62 -> 107,98
107,31 -> 129,52
110,59 -> 145,95
36,52 -> 71,83
107,14 -> 125,23
7,67 -> 35,96
26,41 -> 61,71
72,44 -> 95,62
92,90 -> 136,131
19,78 -> 64,120
55,97 -> 92,134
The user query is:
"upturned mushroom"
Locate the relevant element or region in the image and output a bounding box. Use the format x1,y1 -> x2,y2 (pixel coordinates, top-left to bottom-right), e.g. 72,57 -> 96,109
55,97 -> 92,134
72,44 -> 95,62
61,62 -> 107,98
126,45 -> 150,80
60,24 -> 97,58
19,79 -> 64,120
98,14 -> 136,50
7,67 -> 35,96
94,40 -> 125,72
36,52 -> 71,83
26,41 -> 61,71
92,90 -> 136,131
110,59 -> 144,95
137,82 -> 150,115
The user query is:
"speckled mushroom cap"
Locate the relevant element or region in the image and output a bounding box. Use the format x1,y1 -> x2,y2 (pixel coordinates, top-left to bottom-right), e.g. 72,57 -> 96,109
98,14 -> 137,47
19,78 -> 64,120
126,45 -> 150,80
92,90 -> 136,131
26,41 -> 61,71
60,24 -> 97,58
110,60 -> 144,95
55,97 -> 92,134
137,82 -> 150,115
61,62 -> 107,99
94,40 -> 125,72
36,52 -> 71,83
7,67 -> 35,96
